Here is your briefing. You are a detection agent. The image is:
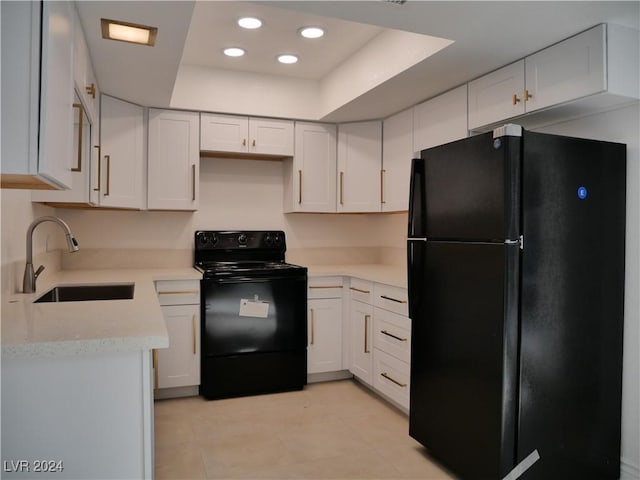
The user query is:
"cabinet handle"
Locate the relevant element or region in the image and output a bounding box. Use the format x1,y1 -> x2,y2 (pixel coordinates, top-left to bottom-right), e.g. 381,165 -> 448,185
381,329 -> 408,342
364,314 -> 371,353
192,314 -> 197,355
380,295 -> 407,304
339,171 -> 344,205
242,138 -> 246,147
104,155 -> 111,196
72,104 -> 83,172
350,286 -> 370,294
298,170 -> 302,204
309,285 -> 343,289
381,372 -> 407,388
157,290 -> 200,295
93,146 -> 101,191
512,94 -> 521,105
380,169 -> 386,204
85,83 -> 96,99
252,139 -> 256,147
525,89 -> 533,101
310,308 -> 315,345
192,164 -> 196,201
153,349 -> 159,394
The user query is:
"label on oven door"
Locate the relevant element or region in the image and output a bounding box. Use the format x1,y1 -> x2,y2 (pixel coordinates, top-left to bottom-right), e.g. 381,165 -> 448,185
239,296 -> 270,318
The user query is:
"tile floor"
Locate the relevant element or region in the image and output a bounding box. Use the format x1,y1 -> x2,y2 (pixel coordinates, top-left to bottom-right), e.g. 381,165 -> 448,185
154,379 -> 457,480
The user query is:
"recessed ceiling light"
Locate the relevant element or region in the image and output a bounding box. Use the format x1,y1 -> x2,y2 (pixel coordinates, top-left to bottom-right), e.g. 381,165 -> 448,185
101,18 -> 157,46
224,47 -> 246,57
238,17 -> 262,29
277,54 -> 298,64
299,27 -> 324,39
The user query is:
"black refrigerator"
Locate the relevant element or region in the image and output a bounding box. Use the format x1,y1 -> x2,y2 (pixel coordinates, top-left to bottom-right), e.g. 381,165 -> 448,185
407,125 -> 626,480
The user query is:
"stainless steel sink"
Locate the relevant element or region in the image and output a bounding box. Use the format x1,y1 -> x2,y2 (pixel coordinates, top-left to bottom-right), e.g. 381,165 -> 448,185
34,284 -> 135,303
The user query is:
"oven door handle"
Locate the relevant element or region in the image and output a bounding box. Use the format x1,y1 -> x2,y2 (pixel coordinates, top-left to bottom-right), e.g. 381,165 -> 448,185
204,275 -> 306,284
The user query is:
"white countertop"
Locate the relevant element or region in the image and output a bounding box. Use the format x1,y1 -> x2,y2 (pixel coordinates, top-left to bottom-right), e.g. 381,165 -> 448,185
1,268 -> 201,360
306,264 -> 407,289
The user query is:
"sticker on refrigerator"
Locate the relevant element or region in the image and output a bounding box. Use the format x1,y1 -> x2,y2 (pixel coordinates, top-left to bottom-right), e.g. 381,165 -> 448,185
239,295 -> 269,318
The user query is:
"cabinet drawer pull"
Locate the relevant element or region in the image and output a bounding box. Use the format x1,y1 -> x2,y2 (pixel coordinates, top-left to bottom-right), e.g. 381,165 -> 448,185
525,89 -> 533,101
252,139 -> 256,147
93,146 -> 101,191
298,170 -> 302,204
158,290 -> 200,295
364,314 -> 371,353
380,169 -> 386,204
381,329 -> 407,342
350,287 -> 370,294
380,295 -> 407,304
381,372 -> 407,388
86,83 -> 96,99
192,314 -> 197,355
512,94 -> 521,105
242,138 -> 246,147
339,171 -> 344,205
72,104 -> 83,172
153,349 -> 159,394
104,155 -> 111,196
309,285 -> 343,289
310,308 -> 315,345
192,164 -> 196,201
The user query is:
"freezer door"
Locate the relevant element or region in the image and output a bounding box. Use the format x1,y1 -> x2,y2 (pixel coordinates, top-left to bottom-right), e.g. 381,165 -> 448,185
517,132 -> 626,479
420,133 -> 521,241
409,240 -> 520,480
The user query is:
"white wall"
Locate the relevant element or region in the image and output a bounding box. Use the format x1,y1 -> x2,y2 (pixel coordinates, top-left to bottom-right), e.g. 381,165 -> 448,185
533,104 -> 639,479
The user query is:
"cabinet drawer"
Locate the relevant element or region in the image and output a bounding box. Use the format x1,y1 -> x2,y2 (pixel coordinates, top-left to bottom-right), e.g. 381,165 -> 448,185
349,278 -> 373,304
373,349 -> 410,410
373,283 -> 408,316
308,276 -> 344,299
155,280 -> 200,306
373,308 -> 411,363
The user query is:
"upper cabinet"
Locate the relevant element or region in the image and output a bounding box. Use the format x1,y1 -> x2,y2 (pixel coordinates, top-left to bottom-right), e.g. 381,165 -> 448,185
382,108 -> 414,212
200,113 -> 294,157
99,95 -> 145,209
1,1 -> 74,190
148,109 -> 199,211
284,122 -> 337,213
413,85 -> 468,152
469,24 -> 639,131
337,121 -> 383,213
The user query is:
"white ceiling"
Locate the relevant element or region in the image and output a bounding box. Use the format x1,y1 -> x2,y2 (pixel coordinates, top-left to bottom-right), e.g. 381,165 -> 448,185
76,1 -> 640,122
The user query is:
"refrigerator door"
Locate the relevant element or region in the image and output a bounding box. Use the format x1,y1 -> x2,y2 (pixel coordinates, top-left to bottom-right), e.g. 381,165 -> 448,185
517,132 -> 626,479
419,132 -> 521,241
409,240 -> 520,480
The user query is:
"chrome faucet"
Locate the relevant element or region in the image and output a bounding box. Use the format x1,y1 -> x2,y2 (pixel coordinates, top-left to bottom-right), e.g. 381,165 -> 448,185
23,216 -> 79,293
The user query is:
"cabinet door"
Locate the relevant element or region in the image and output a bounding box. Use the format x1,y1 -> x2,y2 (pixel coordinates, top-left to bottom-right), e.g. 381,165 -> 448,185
413,85 -> 468,152
72,7 -> 99,126
525,25 -> 605,113
337,121 -> 382,213
350,299 -> 373,385
38,0 -> 75,189
249,118 -> 294,156
148,109 -> 199,210
288,122 -> 337,212
308,298 -> 343,374
468,61 -> 526,130
100,95 -> 144,209
200,113 -> 249,153
382,108 -> 413,212
157,304 -> 200,389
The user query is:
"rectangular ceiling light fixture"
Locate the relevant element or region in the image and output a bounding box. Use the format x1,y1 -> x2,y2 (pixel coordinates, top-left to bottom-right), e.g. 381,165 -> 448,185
101,18 -> 158,46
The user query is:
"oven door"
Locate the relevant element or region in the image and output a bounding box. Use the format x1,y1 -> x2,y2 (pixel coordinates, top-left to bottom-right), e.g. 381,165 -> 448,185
201,274 -> 307,357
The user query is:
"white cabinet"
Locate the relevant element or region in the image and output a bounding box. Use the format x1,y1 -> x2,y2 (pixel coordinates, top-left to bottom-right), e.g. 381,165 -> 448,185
1,1 -> 74,190
155,280 -> 200,393
349,278 -> 374,385
200,113 -> 294,157
413,85 -> 468,152
99,95 -> 145,209
72,5 -> 99,128
307,277 -> 345,374
468,24 -> 639,131
382,108 -> 414,212
284,122 -> 337,213
148,109 -> 199,211
337,121 -> 382,213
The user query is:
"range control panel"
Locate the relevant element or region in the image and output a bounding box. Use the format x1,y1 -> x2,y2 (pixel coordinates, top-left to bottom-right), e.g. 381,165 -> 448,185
195,230 -> 285,251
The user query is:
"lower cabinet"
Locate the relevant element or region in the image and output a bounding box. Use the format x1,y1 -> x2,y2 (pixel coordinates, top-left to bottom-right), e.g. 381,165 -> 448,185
307,276 -> 345,374
154,280 -> 200,395
350,299 -> 374,385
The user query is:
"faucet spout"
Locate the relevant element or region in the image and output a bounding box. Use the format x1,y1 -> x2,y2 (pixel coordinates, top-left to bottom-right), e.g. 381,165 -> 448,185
23,216 -> 79,293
